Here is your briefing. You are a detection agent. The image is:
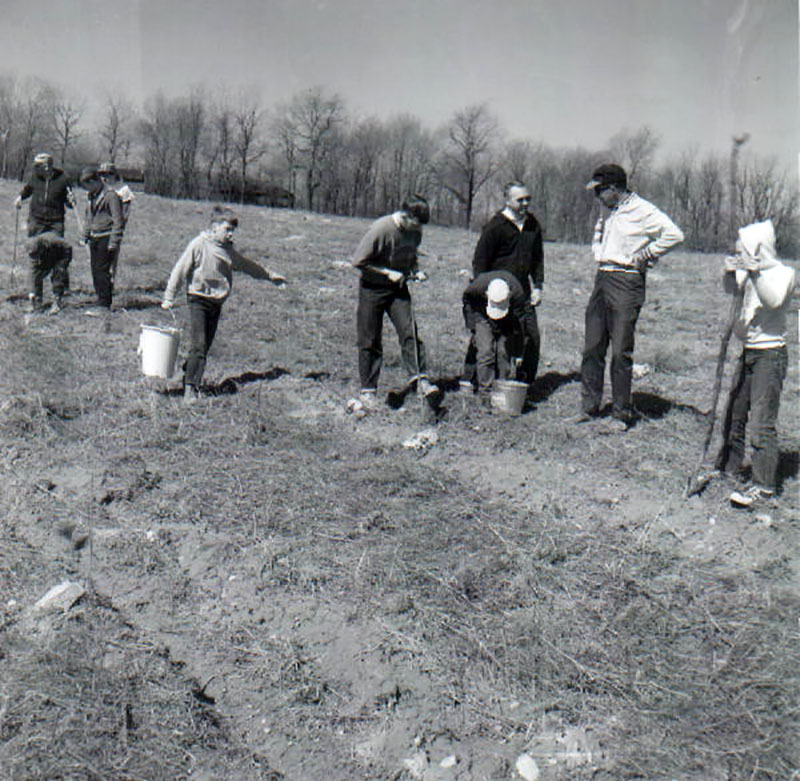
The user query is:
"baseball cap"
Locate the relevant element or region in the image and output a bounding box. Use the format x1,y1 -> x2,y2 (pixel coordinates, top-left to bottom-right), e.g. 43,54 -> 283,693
97,162 -> 117,176
486,278 -> 511,320
586,163 -> 627,191
33,152 -> 53,166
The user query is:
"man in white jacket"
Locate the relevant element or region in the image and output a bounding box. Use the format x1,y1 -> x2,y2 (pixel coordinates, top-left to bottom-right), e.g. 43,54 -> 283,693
579,163 -> 684,430
715,219 -> 796,508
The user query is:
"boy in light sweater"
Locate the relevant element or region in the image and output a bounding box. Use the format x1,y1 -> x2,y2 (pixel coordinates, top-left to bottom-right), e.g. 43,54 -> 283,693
715,219 -> 796,507
161,206 -> 286,401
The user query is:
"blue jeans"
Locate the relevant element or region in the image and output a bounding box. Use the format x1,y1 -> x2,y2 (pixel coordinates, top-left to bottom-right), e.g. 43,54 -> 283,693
716,346 -> 787,491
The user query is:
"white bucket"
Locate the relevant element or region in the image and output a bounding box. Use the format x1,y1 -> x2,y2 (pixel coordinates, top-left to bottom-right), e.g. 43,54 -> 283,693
138,325 -> 180,379
491,379 -> 528,415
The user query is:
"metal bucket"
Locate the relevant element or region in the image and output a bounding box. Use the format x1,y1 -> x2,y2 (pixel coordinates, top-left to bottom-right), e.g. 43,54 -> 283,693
491,379 -> 528,415
138,325 -> 180,379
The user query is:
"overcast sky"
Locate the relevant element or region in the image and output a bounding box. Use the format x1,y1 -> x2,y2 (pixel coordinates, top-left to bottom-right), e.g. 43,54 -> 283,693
0,0 -> 796,173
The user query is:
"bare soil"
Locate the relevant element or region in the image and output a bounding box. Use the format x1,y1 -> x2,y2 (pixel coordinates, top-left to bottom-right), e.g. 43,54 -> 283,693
0,185 -> 798,780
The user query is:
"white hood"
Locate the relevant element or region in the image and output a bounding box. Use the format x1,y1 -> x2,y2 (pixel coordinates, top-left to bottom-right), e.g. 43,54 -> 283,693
738,219 -> 776,264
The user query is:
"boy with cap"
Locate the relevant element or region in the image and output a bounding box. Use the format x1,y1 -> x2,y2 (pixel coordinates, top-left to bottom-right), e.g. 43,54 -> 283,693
14,152 -> 75,314
79,166 -> 125,314
462,270 -> 528,404
715,219 -> 796,508
161,205 -> 287,402
580,163 -> 684,430
353,195 -> 437,408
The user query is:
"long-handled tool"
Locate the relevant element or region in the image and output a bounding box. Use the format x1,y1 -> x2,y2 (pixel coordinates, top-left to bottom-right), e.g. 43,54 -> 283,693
10,206 -> 19,286
685,282 -> 745,496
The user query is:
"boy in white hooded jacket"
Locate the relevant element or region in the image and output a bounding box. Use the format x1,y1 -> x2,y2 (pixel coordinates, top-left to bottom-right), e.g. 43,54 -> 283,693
715,219 -> 796,507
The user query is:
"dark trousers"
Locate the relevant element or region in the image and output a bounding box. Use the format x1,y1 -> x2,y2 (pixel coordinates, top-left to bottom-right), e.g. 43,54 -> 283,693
184,295 -> 223,388
27,221 -> 72,296
464,303 -> 539,385
89,236 -> 119,308
357,283 -> 427,391
715,346 -> 787,491
473,316 -> 523,393
27,229 -> 72,300
580,270 -> 645,419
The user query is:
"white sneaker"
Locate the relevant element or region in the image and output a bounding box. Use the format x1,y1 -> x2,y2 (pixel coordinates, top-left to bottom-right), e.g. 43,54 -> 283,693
730,485 -> 774,508
358,390 -> 380,410
417,378 -> 438,397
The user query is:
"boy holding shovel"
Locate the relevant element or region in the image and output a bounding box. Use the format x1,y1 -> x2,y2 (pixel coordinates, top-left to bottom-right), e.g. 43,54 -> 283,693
161,205 -> 286,402
715,219 -> 796,508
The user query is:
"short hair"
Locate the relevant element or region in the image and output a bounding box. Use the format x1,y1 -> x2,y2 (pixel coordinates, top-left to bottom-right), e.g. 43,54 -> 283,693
209,204 -> 238,228
401,194 -> 430,225
503,180 -> 528,199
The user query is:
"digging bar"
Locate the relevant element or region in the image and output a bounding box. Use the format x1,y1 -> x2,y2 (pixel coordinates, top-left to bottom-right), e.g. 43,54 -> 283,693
685,282 -> 745,496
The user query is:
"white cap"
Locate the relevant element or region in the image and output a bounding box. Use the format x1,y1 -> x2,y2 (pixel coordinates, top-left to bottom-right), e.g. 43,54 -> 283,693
486,278 -> 510,320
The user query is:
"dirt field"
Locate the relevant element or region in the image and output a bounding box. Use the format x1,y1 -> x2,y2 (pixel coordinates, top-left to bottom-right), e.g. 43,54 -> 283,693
0,183 -> 798,780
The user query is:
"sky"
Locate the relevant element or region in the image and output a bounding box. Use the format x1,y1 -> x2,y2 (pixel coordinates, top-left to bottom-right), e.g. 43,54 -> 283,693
0,0 -> 797,174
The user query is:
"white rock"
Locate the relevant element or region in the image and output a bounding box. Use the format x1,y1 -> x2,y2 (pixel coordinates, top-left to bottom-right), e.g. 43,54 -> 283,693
632,362 -> 651,379
34,581 -> 85,613
516,753 -> 541,781
402,428 -> 439,453
403,751 -> 429,779
440,754 -> 457,768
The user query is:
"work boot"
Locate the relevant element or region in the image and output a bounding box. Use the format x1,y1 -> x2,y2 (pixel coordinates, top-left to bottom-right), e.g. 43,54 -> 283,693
26,294 -> 42,313
48,296 -> 63,316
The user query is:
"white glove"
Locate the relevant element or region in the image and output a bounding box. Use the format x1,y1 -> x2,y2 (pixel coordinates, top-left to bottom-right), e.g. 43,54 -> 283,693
161,300 -> 174,311
529,288 -> 542,306
385,269 -> 404,284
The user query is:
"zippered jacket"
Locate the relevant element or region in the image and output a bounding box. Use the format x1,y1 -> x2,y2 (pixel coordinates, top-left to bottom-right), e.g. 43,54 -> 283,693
472,211 -> 544,297
82,184 -> 125,249
19,167 -> 73,229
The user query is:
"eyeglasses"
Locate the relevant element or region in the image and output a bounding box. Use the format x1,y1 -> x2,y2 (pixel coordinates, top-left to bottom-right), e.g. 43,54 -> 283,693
593,185 -> 611,197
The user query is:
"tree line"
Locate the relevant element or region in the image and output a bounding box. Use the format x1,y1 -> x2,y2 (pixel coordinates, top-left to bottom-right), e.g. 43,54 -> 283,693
1,73 -> 797,254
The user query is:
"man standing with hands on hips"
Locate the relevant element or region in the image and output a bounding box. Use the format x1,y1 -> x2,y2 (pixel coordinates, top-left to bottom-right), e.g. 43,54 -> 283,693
579,163 -> 684,431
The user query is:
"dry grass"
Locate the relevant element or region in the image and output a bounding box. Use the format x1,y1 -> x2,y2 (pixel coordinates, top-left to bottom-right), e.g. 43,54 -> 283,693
0,179 -> 798,779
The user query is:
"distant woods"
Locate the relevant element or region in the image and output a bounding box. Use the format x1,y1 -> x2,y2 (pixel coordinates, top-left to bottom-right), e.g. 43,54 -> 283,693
0,74 -> 797,253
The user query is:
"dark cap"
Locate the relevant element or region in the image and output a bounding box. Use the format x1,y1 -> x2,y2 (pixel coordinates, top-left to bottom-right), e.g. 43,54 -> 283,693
586,163 -> 627,191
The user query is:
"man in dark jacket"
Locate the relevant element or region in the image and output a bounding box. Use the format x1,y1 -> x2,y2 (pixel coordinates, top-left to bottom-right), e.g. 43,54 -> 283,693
353,194 -> 437,408
462,270 -> 527,402
466,181 -> 544,385
79,166 -> 125,314
14,152 -> 75,314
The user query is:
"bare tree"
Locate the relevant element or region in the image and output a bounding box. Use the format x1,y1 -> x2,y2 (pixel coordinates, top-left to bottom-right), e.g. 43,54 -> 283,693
437,104 -> 498,228
380,114 -> 437,213
52,95 -> 85,165
281,86 -> 345,210
608,126 -> 660,186
232,96 -> 264,204
98,94 -> 135,163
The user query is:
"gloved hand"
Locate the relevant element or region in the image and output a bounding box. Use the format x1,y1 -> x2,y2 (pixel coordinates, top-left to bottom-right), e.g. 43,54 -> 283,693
161,300 -> 174,311
529,287 -> 542,306
13,195 -> 22,210
409,269 -> 427,283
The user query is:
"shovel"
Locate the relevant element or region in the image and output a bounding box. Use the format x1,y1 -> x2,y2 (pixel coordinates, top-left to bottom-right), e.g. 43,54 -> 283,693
685,283 -> 745,497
